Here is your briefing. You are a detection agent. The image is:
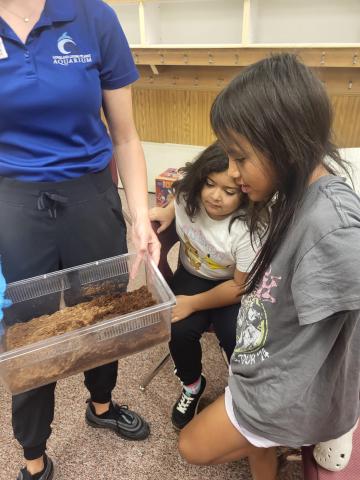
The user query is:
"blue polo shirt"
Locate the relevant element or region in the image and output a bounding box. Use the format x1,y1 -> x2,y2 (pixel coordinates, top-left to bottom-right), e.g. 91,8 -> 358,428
0,0 -> 139,181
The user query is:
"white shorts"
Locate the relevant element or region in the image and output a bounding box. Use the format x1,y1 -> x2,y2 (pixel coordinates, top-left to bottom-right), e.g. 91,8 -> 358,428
224,386 -> 280,448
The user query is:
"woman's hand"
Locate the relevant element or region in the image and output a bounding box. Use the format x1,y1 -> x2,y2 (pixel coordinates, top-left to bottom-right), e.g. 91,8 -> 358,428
172,295 -> 196,323
149,201 -> 175,234
130,216 -> 160,278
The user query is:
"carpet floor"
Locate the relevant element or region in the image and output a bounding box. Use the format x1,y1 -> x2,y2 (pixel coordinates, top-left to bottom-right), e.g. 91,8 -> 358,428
0,337 -> 304,480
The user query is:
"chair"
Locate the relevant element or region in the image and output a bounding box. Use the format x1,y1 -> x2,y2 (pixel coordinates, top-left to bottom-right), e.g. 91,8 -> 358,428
301,424 -> 360,480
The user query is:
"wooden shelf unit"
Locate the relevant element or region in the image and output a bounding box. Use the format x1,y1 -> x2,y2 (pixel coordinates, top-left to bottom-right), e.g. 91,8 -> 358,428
108,0 -> 360,48
105,0 -> 360,147
131,45 -> 360,69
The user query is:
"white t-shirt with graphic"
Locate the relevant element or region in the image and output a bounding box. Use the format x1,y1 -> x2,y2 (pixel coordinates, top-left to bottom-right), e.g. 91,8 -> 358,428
174,196 -> 256,279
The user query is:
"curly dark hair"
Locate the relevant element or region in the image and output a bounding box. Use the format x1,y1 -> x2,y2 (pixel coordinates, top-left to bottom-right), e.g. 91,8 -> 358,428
173,142 -> 253,229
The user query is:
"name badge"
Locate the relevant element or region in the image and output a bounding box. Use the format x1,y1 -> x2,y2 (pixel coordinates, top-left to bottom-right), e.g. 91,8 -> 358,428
0,37 -> 8,60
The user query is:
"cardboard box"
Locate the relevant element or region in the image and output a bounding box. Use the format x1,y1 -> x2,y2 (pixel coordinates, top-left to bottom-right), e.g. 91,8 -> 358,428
155,168 -> 179,207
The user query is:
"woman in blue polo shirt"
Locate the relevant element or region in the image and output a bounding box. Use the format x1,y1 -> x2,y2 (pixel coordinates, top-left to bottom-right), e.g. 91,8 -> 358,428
0,1 -> 160,479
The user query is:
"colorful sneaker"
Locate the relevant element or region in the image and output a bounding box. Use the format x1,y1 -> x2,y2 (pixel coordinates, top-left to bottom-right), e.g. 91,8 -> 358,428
85,400 -> 150,440
171,375 -> 206,430
17,455 -> 54,480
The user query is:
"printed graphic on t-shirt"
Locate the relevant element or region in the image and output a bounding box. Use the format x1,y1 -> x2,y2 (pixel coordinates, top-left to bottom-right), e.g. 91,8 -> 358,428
183,231 -> 232,272
235,295 -> 267,353
233,266 -> 282,364
183,234 -> 202,270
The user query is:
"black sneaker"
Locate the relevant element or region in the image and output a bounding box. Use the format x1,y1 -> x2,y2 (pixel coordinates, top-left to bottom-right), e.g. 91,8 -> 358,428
85,400 -> 150,440
17,455 -> 54,480
171,375 -> 206,430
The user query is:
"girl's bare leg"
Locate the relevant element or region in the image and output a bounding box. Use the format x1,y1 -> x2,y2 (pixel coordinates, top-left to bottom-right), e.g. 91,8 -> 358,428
178,394 -> 278,480
248,449 -> 278,480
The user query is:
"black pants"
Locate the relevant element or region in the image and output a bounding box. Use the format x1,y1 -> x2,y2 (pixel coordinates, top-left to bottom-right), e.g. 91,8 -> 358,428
0,166 -> 127,460
169,265 -> 239,386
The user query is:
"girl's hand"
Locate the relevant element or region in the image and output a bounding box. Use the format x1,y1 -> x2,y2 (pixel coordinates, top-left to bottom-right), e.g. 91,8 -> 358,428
172,295 -> 196,322
130,217 -> 161,278
149,202 -> 175,234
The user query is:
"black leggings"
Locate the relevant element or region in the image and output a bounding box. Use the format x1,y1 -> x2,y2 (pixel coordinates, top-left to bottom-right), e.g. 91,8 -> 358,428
0,166 -> 127,460
169,265 -> 239,385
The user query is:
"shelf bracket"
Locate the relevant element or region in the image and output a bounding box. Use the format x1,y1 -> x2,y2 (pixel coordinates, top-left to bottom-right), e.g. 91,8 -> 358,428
150,64 -> 159,75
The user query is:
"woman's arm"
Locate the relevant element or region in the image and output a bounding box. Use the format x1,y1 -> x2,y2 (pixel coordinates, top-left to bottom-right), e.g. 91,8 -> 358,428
102,86 -> 160,269
172,269 -> 246,322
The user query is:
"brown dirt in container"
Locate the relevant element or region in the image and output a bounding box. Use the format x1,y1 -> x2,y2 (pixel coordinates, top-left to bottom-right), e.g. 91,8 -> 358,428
6,286 -> 155,350
2,286 -> 170,395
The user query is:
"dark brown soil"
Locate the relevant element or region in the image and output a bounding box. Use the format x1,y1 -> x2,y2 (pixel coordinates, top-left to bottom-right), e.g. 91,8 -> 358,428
6,286 -> 155,350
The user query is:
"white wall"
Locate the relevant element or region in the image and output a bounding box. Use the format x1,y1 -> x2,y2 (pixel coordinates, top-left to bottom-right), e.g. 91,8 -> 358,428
340,148 -> 360,194
158,0 -> 244,45
142,142 -> 204,192
251,0 -> 360,44
112,0 -> 360,46
117,142 -> 204,191
111,3 -> 141,44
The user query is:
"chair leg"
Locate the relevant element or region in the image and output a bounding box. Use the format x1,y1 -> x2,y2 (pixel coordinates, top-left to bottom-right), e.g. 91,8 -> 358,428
139,352 -> 171,391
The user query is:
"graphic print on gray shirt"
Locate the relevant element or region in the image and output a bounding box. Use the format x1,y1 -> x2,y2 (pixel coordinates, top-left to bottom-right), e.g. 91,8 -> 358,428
229,176 -> 360,447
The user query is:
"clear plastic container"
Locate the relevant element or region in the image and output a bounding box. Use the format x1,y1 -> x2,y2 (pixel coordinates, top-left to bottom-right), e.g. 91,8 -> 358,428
0,254 -> 175,395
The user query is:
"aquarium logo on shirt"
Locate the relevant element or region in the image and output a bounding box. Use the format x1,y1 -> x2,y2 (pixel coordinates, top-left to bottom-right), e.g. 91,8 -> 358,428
53,32 -> 92,66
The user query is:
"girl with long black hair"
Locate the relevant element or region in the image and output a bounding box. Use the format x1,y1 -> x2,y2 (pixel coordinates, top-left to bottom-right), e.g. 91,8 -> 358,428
178,54 -> 360,480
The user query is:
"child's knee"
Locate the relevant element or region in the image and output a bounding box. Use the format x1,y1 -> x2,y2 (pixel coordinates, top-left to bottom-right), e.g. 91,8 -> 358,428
178,430 -> 216,465
178,430 -> 195,463
178,430 -> 204,465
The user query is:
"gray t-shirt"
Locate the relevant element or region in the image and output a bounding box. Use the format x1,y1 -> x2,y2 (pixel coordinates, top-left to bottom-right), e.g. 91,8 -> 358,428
229,176 -> 360,447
